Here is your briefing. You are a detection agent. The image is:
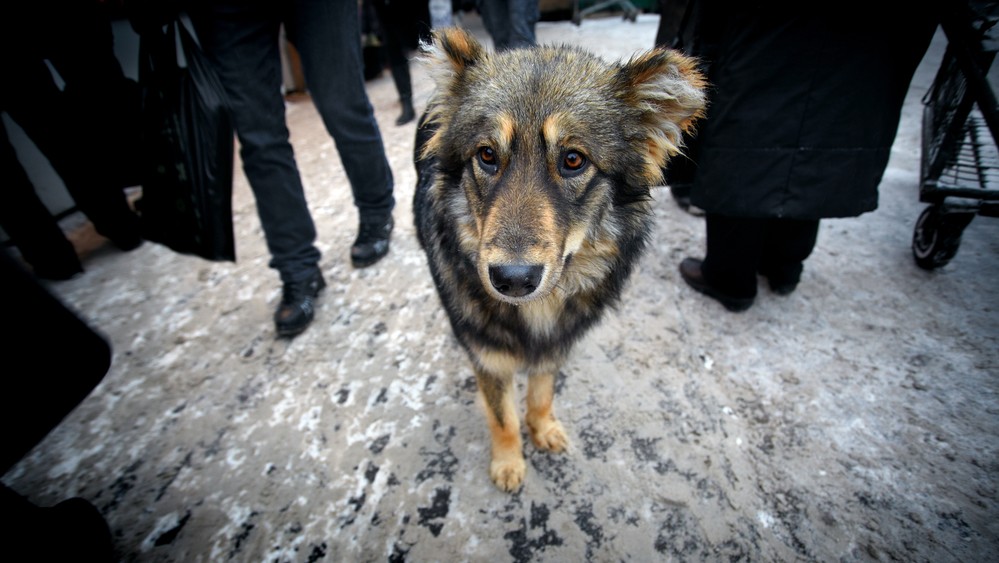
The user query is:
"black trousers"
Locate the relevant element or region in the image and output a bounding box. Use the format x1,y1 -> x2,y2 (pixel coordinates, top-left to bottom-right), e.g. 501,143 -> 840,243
368,0 -> 431,102
701,214 -> 820,297
0,250 -> 111,474
0,249 -> 113,560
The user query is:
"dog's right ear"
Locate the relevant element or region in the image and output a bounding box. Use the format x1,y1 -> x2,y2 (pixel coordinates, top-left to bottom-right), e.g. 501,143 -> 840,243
421,27 -> 487,161
423,27 -> 486,89
430,27 -> 485,72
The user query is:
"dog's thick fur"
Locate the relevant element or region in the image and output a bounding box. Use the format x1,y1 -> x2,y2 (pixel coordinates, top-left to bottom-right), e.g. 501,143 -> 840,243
414,28 -> 706,491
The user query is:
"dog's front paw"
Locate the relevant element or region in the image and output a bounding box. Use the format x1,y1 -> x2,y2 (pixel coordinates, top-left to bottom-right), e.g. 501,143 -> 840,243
527,416 -> 569,452
490,455 -> 526,492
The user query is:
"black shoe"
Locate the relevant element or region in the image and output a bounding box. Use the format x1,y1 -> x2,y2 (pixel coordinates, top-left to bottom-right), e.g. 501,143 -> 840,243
351,215 -> 393,268
396,98 -> 416,126
274,271 -> 326,338
109,233 -> 143,252
95,215 -> 144,251
759,266 -> 802,296
679,258 -> 754,312
766,277 -> 799,296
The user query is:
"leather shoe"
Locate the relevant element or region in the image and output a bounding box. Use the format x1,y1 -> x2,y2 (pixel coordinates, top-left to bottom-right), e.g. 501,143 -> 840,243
351,215 -> 393,268
679,257 -> 754,312
274,271 -> 326,338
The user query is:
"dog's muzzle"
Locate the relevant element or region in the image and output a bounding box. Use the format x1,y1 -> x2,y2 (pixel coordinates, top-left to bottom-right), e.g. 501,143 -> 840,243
488,264 -> 544,298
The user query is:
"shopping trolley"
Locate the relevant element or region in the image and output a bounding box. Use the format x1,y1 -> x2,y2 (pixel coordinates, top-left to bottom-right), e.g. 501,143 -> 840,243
913,1 -> 999,269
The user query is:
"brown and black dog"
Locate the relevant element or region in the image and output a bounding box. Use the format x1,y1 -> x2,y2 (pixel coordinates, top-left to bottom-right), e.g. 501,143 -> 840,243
414,27 -> 706,491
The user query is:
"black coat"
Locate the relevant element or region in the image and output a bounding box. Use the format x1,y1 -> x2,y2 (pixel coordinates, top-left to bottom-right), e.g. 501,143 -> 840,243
681,4 -> 937,219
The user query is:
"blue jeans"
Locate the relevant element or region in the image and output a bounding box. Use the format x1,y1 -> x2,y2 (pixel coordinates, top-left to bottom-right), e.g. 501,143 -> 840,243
476,0 -> 538,50
195,0 -> 394,283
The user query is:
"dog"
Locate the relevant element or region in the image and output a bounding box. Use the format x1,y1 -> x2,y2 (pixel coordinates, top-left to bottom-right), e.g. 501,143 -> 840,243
413,27 -> 706,491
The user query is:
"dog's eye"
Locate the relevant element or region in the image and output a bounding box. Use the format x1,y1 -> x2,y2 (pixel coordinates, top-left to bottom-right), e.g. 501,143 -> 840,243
561,150 -> 588,174
477,146 -> 498,171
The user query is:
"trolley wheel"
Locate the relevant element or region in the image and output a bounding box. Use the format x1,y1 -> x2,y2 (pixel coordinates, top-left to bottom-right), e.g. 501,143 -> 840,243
912,205 -> 973,270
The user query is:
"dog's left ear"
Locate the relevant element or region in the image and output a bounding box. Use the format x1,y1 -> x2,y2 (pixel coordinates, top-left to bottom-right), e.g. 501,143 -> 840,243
615,48 -> 707,184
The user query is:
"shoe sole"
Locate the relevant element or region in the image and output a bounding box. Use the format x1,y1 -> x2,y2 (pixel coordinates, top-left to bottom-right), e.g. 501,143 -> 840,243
351,251 -> 389,268
276,325 -> 309,338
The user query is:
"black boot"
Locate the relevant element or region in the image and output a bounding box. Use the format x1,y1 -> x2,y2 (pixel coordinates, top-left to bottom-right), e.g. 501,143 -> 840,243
351,215 -> 393,267
274,270 -> 326,338
396,96 -> 416,126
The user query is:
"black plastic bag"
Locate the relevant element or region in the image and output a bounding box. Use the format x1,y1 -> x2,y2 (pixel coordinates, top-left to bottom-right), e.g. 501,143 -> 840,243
136,16 -> 236,262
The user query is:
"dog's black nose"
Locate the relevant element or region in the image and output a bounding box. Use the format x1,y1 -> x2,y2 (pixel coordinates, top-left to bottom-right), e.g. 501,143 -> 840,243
488,264 -> 544,298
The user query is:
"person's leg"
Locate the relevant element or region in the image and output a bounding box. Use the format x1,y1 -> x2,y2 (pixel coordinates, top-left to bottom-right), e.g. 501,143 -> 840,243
0,250 -> 114,560
196,2 -> 321,285
663,142 -> 703,215
286,0 -> 395,267
371,0 -> 416,125
430,0 -> 454,28
679,213 -> 760,312
195,2 -> 324,337
0,120 -> 82,280
759,218 -> 819,294
286,0 -> 394,220
6,53 -> 141,250
506,0 -> 538,49
476,0 -> 512,50
49,3 -> 143,191
701,213 -> 762,298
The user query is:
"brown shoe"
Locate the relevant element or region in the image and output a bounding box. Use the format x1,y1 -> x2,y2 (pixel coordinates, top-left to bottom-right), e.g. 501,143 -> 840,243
679,258 -> 754,312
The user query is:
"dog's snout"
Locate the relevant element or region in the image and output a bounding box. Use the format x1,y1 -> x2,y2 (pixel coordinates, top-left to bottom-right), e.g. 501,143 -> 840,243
489,264 -> 544,298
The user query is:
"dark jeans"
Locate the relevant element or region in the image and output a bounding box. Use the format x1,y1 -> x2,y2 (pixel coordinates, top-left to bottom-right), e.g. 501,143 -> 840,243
702,214 -> 820,297
476,0 -> 538,50
195,0 -> 395,283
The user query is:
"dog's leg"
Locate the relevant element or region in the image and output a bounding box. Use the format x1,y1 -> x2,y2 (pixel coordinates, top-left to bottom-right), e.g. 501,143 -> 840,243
476,368 -> 526,492
525,371 -> 569,452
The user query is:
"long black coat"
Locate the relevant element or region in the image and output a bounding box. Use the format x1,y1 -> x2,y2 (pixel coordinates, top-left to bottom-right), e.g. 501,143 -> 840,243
683,4 -> 937,219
